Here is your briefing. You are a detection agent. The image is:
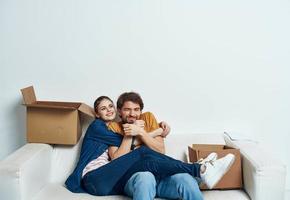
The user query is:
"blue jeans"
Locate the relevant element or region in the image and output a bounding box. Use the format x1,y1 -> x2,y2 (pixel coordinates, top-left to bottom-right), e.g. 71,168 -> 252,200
124,172 -> 203,200
82,146 -> 201,196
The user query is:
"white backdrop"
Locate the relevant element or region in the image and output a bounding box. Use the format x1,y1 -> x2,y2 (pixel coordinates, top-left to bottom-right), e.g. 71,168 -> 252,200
1,0 -> 290,190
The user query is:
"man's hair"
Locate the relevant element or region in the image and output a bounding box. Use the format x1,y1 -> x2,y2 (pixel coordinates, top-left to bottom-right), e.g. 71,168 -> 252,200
94,96 -> 113,113
117,92 -> 144,110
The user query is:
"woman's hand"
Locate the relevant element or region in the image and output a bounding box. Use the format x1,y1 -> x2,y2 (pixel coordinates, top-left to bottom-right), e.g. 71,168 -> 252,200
123,124 -> 145,136
159,121 -> 171,137
134,120 -> 145,129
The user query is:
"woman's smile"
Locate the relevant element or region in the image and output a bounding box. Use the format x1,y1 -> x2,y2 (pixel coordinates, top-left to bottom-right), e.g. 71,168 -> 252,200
106,112 -> 114,116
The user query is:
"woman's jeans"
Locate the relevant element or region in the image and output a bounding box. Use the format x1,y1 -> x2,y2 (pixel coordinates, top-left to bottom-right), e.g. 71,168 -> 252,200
82,146 -> 201,196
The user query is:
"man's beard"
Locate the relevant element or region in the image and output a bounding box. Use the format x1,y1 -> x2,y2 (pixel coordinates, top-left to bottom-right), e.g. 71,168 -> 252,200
127,119 -> 136,124
125,116 -> 137,124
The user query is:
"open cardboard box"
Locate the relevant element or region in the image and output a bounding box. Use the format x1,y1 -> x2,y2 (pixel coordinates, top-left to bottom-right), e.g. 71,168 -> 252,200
188,144 -> 243,190
21,86 -> 95,145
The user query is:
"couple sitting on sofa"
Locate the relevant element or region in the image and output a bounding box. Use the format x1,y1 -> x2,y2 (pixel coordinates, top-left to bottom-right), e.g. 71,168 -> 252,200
65,92 -> 235,200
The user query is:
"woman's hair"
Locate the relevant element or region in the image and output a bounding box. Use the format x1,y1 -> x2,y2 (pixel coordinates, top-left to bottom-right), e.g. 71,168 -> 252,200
93,96 -> 113,113
117,92 -> 144,110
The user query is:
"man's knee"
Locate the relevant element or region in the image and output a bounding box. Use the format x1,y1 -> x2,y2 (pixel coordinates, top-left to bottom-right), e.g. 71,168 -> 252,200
156,174 -> 203,200
173,173 -> 194,181
132,172 -> 156,187
171,173 -> 200,190
172,173 -> 198,187
171,174 -> 203,200
125,172 -> 157,199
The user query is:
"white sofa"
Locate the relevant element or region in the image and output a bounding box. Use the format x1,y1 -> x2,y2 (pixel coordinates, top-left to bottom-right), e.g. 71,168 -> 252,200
0,131 -> 286,200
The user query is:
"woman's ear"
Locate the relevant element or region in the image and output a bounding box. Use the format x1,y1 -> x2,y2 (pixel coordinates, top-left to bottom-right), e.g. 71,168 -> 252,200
95,112 -> 100,118
94,107 -> 99,118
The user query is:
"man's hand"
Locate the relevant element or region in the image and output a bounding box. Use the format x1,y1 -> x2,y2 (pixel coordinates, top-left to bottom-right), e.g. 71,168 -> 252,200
123,124 -> 145,136
159,121 -> 171,137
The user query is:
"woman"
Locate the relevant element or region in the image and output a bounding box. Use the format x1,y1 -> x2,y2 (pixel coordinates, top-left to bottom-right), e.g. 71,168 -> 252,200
65,96 -> 235,196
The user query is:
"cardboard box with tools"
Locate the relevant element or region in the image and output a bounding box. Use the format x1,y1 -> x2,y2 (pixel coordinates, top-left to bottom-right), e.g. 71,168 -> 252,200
188,144 -> 242,189
21,86 -> 95,145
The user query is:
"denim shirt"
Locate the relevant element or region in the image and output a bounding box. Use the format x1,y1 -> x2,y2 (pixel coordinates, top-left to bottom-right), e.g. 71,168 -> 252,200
65,119 -> 122,193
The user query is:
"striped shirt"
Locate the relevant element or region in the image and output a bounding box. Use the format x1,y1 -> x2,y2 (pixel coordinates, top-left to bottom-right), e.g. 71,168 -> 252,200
82,150 -> 110,177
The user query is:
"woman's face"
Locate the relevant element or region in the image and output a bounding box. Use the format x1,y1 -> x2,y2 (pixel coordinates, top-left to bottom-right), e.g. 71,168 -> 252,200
96,99 -> 116,122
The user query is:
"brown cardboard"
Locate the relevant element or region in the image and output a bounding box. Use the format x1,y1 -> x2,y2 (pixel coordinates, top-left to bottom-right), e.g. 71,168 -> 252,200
21,86 -> 95,145
188,145 -> 242,190
190,144 -> 224,161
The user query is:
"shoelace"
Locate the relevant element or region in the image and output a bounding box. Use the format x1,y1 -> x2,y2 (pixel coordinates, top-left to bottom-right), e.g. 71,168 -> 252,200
198,158 -> 215,166
197,158 -> 205,164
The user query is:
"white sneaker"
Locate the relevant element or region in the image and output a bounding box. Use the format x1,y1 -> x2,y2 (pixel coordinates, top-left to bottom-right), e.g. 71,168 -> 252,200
197,152 -> 218,164
200,153 -> 235,189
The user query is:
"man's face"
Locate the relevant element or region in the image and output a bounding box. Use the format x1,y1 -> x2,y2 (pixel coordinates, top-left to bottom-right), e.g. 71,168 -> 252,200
118,101 -> 141,124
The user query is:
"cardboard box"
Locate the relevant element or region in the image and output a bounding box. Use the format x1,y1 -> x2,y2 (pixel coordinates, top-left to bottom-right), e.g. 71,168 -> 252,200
188,144 -> 242,189
21,86 -> 95,145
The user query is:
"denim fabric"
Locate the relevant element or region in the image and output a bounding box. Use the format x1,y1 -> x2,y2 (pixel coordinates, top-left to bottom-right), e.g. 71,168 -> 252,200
125,172 -> 203,200
82,146 -> 201,196
124,172 -> 157,200
157,173 -> 203,200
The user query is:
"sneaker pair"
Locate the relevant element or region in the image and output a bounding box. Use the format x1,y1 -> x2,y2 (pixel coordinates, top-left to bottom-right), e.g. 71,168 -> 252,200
199,152 -> 235,189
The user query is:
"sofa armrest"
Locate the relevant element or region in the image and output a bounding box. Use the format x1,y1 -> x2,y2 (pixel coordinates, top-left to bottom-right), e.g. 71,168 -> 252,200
0,143 -> 53,200
224,136 -> 286,200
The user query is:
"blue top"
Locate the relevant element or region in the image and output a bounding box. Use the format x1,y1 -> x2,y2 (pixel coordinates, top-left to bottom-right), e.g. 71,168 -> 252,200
65,119 -> 122,193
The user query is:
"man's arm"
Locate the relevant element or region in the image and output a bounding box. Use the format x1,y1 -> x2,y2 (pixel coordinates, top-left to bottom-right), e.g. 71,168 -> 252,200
123,124 -> 165,154
133,128 -> 163,146
133,120 -> 170,146
140,132 -> 165,154
107,121 -> 134,160
107,113 -> 169,157
124,112 -> 169,154
108,136 -> 132,160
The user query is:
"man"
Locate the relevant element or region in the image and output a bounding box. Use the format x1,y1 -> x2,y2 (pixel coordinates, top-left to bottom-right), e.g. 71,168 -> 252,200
108,92 -> 203,200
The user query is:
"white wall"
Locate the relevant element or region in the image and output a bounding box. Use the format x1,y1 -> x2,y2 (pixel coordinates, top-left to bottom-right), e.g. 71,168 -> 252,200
1,0 -> 289,189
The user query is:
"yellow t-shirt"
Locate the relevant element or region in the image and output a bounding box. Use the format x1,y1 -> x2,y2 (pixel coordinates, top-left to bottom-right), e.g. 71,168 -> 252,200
108,112 -> 159,135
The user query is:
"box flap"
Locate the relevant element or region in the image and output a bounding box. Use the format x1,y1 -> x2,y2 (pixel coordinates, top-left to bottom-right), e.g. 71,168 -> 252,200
188,146 -> 197,163
78,103 -> 95,118
26,103 -> 76,110
21,86 -> 37,105
192,144 -> 224,151
20,86 -> 95,117
37,101 -> 81,108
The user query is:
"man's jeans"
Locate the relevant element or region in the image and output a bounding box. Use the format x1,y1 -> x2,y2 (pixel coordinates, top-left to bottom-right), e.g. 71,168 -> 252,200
124,172 -> 203,200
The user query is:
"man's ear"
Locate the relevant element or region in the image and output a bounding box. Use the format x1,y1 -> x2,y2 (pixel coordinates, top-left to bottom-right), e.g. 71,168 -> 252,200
95,112 -> 100,118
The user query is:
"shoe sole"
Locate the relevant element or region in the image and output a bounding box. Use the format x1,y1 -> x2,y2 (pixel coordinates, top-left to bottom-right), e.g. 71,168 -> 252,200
207,154 -> 235,189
